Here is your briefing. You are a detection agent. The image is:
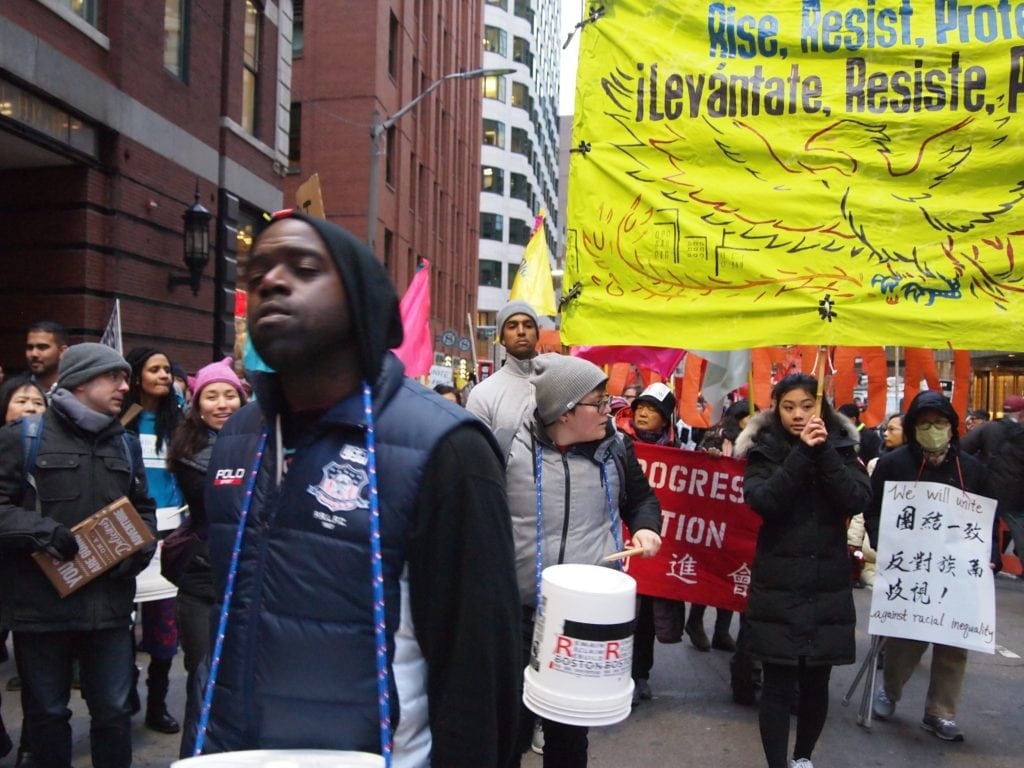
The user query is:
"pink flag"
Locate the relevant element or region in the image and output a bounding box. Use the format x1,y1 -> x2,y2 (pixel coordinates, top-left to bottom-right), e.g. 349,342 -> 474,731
571,346 -> 685,379
393,260 -> 433,377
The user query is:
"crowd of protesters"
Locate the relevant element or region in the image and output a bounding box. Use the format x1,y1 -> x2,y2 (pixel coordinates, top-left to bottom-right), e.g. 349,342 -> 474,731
0,219 -> 1014,768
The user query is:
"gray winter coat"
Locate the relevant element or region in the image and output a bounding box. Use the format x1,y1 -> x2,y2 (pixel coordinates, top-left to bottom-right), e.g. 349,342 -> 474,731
506,419 -> 662,607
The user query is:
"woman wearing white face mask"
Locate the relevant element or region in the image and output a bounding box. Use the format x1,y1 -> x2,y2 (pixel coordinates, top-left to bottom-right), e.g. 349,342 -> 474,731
865,390 -> 1001,744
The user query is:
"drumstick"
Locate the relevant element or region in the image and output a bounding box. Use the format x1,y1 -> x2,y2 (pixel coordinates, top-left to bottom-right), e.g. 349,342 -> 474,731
602,546 -> 644,562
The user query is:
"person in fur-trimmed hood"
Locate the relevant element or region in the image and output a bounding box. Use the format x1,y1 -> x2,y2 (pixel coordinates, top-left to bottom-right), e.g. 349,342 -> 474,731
733,373 -> 869,768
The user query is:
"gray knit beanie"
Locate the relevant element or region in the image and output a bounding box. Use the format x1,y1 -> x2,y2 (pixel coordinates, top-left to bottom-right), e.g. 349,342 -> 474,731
532,353 -> 608,425
57,343 -> 131,390
496,300 -> 539,333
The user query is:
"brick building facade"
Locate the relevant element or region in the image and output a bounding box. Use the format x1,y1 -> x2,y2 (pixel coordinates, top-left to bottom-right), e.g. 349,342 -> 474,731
0,0 -> 291,374
284,0 -> 484,372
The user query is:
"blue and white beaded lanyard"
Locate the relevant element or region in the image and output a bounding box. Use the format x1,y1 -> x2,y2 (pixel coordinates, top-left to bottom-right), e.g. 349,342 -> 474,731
533,444 -> 623,612
193,382 -> 393,767
194,429 -> 267,756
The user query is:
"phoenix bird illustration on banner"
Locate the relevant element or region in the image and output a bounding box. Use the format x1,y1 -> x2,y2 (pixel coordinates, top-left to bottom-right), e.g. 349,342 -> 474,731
592,64 -> 1024,311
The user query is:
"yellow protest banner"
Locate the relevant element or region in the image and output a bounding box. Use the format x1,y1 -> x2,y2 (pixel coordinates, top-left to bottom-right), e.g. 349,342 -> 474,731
562,1 -> 1024,351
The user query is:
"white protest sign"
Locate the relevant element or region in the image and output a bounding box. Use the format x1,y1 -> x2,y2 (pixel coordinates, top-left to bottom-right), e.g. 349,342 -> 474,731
869,480 -> 996,653
428,365 -> 453,388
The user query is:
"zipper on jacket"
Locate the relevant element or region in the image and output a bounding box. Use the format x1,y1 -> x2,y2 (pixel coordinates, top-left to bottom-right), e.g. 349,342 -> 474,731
558,451 -> 571,563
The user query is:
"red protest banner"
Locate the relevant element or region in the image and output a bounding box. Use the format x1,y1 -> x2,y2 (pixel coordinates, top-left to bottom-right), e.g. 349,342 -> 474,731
624,444 -> 761,612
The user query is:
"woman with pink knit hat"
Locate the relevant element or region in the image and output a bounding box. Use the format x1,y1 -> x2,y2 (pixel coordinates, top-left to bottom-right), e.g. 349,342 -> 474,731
165,357 -> 246,758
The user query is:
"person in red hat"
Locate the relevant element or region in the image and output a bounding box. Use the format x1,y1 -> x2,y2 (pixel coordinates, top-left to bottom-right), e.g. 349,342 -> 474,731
959,393 -> 1024,569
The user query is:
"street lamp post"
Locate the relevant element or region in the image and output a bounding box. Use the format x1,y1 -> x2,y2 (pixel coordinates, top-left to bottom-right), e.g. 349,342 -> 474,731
367,66 -> 515,254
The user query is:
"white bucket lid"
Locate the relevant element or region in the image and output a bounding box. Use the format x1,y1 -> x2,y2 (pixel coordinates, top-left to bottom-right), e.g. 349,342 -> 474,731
543,563 -> 635,595
172,750 -> 384,768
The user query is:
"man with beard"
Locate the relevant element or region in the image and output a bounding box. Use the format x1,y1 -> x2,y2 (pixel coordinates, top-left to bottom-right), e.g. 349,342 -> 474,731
201,212 -> 521,767
23,321 -> 69,395
466,300 -> 540,451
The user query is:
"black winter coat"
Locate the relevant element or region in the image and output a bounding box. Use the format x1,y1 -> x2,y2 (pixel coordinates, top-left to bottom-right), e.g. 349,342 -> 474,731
734,410 -> 869,666
169,439 -> 214,602
0,402 -> 157,631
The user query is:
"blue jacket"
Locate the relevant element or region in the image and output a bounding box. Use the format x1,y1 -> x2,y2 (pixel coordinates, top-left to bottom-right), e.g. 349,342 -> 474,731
203,354 -> 521,766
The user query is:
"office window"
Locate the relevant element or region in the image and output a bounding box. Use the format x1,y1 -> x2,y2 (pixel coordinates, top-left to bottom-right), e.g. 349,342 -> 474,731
293,0 -> 304,56
482,75 -> 506,102
288,102 -> 301,171
510,172 -> 530,203
513,37 -> 532,67
59,0 -> 98,26
482,166 -> 504,195
509,218 -> 531,246
385,124 -> 396,186
507,262 -> 520,290
513,0 -> 534,25
510,127 -> 531,159
511,82 -> 530,110
241,1 -> 261,134
164,0 -> 188,78
480,213 -> 504,242
483,119 -> 505,148
388,12 -> 399,78
483,26 -> 507,56
480,259 -> 503,287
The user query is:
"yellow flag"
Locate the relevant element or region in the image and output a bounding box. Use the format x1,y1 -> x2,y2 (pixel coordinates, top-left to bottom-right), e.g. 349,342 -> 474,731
562,0 -> 1024,351
510,211 -> 557,316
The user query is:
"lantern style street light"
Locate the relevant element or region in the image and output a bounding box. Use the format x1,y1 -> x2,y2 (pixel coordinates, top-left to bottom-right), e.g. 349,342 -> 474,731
169,184 -> 212,296
366,66 -> 516,253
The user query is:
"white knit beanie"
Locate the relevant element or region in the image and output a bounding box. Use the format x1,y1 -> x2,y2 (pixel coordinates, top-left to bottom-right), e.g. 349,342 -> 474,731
531,353 -> 608,425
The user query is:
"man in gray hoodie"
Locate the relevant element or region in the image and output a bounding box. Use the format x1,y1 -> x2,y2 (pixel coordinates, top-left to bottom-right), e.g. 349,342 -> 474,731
466,300 -> 540,452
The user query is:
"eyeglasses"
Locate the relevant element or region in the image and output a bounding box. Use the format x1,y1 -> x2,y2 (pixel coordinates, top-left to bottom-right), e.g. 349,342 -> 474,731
576,395 -> 612,413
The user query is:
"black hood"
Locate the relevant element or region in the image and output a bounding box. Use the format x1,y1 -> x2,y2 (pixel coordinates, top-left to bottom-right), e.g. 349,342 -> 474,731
270,211 -> 403,382
903,390 -> 960,453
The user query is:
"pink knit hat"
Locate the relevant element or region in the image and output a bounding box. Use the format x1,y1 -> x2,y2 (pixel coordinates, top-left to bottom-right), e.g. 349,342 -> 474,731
189,357 -> 244,399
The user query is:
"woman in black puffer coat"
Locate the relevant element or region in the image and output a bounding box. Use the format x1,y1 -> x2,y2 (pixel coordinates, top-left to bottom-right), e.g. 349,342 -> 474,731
733,373 -> 870,768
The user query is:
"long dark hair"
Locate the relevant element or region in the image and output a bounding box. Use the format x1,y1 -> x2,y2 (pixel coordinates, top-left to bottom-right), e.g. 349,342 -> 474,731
166,386 -> 247,467
122,347 -> 180,452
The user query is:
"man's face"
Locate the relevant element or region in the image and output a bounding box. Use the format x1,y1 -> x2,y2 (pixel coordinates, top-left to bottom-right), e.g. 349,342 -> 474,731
75,370 -> 129,416
246,218 -> 353,372
25,331 -> 66,378
500,314 -> 538,360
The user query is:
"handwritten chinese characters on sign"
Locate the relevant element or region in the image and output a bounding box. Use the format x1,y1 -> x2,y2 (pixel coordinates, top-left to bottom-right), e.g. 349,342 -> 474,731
869,481 -> 996,653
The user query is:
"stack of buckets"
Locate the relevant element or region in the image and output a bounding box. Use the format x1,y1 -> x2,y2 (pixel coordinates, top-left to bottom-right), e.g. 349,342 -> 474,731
523,563 -> 637,726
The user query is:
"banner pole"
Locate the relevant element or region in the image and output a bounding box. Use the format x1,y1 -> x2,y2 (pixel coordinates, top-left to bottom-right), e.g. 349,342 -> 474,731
814,345 -> 828,417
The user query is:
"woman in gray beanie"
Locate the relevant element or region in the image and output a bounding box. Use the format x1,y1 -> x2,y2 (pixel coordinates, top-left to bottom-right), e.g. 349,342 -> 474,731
506,353 -> 663,768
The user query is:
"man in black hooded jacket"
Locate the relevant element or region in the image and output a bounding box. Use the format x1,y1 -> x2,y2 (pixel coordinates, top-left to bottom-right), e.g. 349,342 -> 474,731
865,390 -> 999,743
201,212 -> 521,767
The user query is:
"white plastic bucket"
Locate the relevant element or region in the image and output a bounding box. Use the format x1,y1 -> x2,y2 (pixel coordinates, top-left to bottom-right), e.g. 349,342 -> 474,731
523,563 -> 637,726
172,750 -> 384,768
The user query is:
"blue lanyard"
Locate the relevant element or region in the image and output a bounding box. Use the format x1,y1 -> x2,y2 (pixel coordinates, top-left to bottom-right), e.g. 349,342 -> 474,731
533,443 -> 623,611
194,428 -> 267,755
194,382 -> 392,767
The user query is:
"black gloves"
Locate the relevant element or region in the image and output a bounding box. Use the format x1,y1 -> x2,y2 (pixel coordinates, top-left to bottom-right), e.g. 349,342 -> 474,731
106,542 -> 157,580
45,525 -> 80,562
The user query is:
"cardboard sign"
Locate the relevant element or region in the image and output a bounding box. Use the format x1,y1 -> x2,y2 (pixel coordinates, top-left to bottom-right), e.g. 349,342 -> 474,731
32,496 -> 154,598
869,480 -> 997,653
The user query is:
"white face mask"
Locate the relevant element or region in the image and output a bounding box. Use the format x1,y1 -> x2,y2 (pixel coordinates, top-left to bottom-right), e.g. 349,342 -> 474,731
915,423 -> 951,453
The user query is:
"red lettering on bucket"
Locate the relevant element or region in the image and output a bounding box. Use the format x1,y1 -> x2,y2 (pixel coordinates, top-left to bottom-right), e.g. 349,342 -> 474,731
554,635 -> 574,657
605,641 -> 620,660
